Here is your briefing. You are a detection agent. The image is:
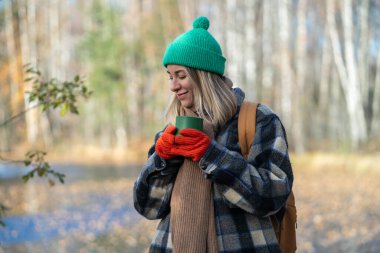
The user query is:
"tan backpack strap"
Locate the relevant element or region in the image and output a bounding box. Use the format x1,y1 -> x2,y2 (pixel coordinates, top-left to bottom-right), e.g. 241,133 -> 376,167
238,101 -> 258,159
239,101 -> 296,252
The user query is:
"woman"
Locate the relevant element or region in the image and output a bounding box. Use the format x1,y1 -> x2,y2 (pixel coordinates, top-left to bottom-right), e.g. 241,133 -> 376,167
133,16 -> 293,253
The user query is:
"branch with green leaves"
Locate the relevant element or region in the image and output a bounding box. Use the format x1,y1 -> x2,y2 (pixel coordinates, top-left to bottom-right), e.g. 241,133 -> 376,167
1,64 -> 92,129
0,64 -> 92,226
22,150 -> 65,186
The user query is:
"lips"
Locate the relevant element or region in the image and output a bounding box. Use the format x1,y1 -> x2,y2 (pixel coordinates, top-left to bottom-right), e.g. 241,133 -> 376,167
177,91 -> 188,99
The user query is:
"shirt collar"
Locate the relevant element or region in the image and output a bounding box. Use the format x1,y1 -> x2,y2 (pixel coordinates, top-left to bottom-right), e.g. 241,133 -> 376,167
233,87 -> 245,108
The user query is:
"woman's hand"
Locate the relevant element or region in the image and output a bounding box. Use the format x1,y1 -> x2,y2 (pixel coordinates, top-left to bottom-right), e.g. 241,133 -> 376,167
156,126 -> 210,162
174,128 -> 210,162
155,125 -> 177,159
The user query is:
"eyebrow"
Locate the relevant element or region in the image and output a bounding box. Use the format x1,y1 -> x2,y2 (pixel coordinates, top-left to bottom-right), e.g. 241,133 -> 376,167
166,70 -> 186,75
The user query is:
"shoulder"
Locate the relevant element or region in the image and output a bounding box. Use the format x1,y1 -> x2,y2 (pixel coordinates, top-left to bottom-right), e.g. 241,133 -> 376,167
257,103 -> 276,118
256,103 -> 281,126
254,103 -> 289,146
236,100 -> 282,131
255,104 -> 288,141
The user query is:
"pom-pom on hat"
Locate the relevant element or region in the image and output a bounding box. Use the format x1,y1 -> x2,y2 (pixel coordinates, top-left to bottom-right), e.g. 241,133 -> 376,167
162,16 -> 226,75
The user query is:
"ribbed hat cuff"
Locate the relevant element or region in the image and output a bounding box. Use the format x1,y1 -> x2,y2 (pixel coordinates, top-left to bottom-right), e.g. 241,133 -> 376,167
163,43 -> 225,75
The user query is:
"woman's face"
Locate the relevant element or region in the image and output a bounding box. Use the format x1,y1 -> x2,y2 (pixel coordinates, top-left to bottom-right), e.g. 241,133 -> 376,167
167,65 -> 195,110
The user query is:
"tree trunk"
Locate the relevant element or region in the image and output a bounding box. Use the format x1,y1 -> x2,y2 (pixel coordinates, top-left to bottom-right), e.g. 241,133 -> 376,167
327,0 -> 367,148
177,0 -> 199,28
244,0 -> 257,101
342,0 -> 367,147
277,0 -> 293,130
357,0 -> 374,137
319,26 -> 332,139
5,1 -> 20,110
372,43 -> 380,138
214,1 -> 227,61
293,0 -> 306,153
2,1 -> 17,151
48,0 -> 63,80
261,0 -> 274,105
226,0 -> 238,84
329,69 -> 342,146
19,0 -> 40,145
125,0 -> 142,140
358,0 -> 370,106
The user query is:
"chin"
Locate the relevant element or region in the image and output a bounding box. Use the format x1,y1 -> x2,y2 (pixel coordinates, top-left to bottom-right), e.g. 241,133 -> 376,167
181,102 -> 193,109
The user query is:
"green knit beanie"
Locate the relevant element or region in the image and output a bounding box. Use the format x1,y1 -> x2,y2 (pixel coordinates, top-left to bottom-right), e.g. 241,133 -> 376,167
162,16 -> 226,75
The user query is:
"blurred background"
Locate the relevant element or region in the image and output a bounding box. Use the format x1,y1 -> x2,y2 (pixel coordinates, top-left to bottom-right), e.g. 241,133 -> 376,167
0,0 -> 379,252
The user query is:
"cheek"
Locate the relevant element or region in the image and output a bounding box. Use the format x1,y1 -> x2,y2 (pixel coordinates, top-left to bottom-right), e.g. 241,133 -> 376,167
187,85 -> 196,102
183,78 -> 194,90
189,91 -> 195,101
187,91 -> 195,106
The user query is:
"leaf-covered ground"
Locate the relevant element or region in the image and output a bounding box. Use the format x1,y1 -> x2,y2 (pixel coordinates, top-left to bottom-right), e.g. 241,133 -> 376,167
292,153 -> 380,253
1,153 -> 379,253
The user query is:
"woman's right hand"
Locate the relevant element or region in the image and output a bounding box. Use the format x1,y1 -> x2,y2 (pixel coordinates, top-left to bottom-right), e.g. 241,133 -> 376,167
155,125 -> 177,159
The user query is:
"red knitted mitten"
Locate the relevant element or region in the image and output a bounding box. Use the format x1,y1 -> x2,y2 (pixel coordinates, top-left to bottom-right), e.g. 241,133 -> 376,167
174,128 -> 211,161
155,125 -> 177,160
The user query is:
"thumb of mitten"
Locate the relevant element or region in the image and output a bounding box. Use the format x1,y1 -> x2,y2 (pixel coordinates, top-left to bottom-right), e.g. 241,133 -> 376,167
162,125 -> 176,144
155,125 -> 177,159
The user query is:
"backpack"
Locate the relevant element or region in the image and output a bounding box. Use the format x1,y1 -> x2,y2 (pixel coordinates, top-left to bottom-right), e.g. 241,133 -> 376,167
238,101 -> 297,253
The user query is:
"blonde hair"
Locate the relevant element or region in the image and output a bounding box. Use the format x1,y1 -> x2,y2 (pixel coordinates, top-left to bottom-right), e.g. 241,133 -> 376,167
165,67 -> 237,130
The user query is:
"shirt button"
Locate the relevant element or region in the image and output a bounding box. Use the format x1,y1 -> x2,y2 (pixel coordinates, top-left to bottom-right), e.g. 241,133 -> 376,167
160,162 -> 165,168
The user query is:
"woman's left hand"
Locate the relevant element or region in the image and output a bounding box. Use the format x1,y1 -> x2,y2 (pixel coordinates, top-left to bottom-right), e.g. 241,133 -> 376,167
174,129 -> 210,162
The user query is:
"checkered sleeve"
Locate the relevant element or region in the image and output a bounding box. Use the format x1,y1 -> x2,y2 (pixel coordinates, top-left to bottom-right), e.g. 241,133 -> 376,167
199,105 -> 293,217
133,129 -> 180,220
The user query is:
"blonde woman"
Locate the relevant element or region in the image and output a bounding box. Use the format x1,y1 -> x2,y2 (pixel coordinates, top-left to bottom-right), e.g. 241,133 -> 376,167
133,16 -> 293,253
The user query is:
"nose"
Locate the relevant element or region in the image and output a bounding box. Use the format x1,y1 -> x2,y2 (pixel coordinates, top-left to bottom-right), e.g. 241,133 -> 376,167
169,78 -> 181,92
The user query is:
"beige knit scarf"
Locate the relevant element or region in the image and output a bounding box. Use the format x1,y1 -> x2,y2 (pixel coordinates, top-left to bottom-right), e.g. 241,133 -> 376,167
170,108 -> 218,253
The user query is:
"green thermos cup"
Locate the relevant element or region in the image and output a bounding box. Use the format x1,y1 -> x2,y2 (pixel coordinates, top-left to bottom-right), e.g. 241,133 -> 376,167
175,116 -> 203,135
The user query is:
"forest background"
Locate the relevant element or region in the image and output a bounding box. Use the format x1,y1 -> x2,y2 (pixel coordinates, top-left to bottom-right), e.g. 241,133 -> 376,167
1,0 -> 380,157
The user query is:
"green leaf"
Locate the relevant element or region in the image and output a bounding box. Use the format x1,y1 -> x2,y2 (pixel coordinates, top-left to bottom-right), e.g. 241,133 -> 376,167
28,94 -> 36,102
58,175 -> 65,184
25,67 -> 33,73
22,175 -> 30,183
41,104 -> 49,112
48,84 -> 55,91
69,104 -> 79,114
26,151 -> 36,159
37,168 -> 45,177
0,204 -> 9,211
24,160 -> 31,166
60,103 -> 69,116
43,163 -> 50,170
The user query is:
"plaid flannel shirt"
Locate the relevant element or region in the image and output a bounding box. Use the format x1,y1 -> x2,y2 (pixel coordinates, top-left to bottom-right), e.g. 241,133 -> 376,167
133,88 -> 293,253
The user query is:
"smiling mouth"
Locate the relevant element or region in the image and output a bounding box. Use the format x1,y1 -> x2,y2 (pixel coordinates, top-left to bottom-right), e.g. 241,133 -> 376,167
177,92 -> 188,99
